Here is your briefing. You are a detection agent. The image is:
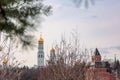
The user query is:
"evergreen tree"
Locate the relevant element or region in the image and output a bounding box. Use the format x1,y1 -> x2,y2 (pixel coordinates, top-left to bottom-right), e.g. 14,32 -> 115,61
0,0 -> 51,47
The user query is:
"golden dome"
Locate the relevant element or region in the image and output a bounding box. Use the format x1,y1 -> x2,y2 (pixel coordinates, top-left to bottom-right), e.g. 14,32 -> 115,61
38,37 -> 44,44
16,69 -> 19,73
50,47 -> 55,53
38,33 -> 44,44
2,58 -> 8,65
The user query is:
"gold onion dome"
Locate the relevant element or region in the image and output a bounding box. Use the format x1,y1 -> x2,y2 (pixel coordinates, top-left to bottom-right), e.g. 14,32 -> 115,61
38,37 -> 44,44
50,48 -> 55,53
38,33 -> 44,44
2,58 -> 8,65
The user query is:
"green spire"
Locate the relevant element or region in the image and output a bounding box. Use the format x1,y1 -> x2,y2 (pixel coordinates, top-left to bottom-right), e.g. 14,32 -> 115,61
94,48 -> 100,56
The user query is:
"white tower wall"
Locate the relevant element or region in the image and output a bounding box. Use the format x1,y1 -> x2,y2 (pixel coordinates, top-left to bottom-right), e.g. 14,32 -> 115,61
37,42 -> 44,67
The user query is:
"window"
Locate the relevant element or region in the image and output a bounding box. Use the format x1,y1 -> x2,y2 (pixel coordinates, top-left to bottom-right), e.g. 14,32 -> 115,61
38,55 -> 44,58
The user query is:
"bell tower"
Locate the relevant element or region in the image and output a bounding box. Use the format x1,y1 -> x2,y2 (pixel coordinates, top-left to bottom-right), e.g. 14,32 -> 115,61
92,48 -> 102,67
50,47 -> 56,63
37,34 -> 44,67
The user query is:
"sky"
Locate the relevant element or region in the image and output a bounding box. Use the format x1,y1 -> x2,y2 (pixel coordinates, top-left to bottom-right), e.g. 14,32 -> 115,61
16,0 -> 120,67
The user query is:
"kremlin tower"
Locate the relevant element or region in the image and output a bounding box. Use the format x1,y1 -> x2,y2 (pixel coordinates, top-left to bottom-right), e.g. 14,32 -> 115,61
92,48 -> 102,68
37,34 -> 44,67
86,48 -> 120,80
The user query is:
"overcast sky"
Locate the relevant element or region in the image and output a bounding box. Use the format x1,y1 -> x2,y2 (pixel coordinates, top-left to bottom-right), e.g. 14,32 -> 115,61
17,0 -> 120,67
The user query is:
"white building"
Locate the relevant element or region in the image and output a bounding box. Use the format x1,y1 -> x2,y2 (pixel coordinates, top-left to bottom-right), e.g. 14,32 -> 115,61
37,35 -> 44,67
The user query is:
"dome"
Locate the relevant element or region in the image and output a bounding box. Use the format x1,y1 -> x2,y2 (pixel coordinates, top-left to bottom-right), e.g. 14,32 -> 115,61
2,58 -> 8,65
50,48 -> 55,53
38,37 -> 44,44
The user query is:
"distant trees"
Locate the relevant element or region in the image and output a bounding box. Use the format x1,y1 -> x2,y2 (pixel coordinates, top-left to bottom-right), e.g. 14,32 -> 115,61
18,68 -> 39,80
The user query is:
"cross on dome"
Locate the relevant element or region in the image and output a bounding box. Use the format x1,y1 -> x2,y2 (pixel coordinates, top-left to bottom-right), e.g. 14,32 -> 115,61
38,32 -> 44,44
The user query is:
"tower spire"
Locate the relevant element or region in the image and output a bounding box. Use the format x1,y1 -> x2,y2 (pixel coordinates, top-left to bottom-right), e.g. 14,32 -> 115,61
94,48 -> 100,56
92,48 -> 101,62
